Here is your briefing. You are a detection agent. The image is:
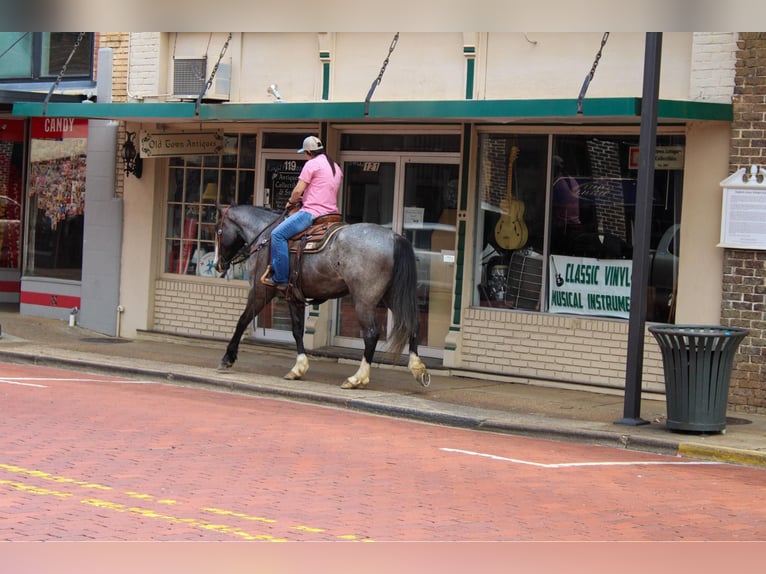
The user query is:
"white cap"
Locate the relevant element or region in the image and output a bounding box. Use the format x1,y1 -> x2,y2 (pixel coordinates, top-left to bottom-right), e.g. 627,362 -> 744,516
297,135 -> 323,153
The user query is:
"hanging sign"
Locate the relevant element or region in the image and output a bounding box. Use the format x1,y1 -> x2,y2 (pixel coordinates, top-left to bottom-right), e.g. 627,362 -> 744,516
719,165 -> 766,250
628,145 -> 685,170
139,130 -> 224,158
548,254 -> 632,319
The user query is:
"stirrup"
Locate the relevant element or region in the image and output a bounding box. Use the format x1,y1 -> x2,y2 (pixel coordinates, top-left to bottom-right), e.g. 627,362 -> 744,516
260,266 -> 287,290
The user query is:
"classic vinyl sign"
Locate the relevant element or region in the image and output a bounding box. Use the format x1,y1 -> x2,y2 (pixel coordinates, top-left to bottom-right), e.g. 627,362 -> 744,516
548,254 -> 632,319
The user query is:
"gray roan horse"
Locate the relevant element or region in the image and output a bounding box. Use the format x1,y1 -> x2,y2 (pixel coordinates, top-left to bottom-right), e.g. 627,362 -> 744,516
214,204 -> 430,389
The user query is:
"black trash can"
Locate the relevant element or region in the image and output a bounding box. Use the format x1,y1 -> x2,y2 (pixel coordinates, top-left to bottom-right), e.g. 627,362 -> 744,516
648,325 -> 748,433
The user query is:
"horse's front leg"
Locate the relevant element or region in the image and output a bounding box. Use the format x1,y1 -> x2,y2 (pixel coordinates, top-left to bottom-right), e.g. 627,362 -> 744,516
219,288 -> 269,371
283,302 -> 310,380
341,311 -> 378,389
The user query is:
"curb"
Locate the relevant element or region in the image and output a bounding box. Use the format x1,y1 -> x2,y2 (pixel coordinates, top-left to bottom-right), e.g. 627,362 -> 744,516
678,442 -> 766,468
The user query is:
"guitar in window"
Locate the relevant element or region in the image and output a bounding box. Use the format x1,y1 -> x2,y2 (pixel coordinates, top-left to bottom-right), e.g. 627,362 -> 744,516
494,146 -> 528,250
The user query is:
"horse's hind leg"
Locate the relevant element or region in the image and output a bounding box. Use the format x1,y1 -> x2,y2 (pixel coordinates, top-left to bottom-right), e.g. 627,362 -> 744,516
341,307 -> 378,390
284,302 -> 309,380
407,334 -> 430,387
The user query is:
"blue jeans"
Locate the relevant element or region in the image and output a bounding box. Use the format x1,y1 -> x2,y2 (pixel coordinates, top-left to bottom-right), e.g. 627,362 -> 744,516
271,210 -> 314,284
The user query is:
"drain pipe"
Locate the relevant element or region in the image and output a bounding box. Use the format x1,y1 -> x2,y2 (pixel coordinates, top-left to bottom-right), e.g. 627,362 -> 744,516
116,305 -> 125,338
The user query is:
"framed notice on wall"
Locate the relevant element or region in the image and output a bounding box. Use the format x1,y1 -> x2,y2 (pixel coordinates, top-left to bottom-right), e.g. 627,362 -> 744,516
719,166 -> 766,250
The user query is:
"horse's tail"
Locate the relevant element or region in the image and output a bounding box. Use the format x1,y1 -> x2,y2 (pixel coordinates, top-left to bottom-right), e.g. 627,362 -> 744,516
388,233 -> 419,359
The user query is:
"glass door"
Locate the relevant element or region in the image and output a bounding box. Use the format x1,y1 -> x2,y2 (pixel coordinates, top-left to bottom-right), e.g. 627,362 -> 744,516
333,155 -> 459,357
252,153 -> 308,343
334,159 -> 397,346
401,160 -> 459,352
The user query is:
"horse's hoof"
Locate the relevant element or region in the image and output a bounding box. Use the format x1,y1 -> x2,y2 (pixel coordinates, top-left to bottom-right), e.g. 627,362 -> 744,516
217,363 -> 232,371
340,379 -> 368,390
419,372 -> 431,387
283,371 -> 302,380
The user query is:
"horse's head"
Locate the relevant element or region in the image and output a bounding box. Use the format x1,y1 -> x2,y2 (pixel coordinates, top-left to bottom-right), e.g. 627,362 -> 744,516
214,205 -> 246,275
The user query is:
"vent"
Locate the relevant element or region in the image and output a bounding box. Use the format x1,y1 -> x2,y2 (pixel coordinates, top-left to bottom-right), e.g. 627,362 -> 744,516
173,57 -> 231,101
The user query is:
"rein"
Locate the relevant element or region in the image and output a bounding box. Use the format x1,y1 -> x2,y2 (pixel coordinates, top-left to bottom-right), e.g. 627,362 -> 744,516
216,206 -> 289,273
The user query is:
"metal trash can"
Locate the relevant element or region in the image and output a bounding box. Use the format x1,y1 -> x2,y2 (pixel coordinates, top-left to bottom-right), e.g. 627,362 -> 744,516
648,325 -> 748,433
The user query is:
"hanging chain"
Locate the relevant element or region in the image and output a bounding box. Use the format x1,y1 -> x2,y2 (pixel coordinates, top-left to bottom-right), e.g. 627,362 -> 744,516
365,32 -> 400,116
577,32 -> 609,115
196,32 -> 233,115
43,32 -> 86,116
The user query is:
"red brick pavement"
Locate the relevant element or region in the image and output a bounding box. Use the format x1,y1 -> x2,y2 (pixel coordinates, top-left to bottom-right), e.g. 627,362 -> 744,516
2,361 -> 766,541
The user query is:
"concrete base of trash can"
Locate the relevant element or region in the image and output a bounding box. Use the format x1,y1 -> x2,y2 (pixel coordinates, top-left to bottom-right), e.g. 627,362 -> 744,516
649,325 -> 748,434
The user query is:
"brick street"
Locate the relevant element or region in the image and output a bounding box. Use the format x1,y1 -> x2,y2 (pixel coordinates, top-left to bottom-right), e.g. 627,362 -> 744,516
2,361 -> 766,542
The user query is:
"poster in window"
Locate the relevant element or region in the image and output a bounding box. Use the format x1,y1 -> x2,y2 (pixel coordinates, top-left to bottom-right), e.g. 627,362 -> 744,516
264,158 -> 306,209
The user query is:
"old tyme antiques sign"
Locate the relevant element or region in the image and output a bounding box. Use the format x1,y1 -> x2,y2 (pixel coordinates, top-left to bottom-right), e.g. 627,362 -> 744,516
139,131 -> 224,158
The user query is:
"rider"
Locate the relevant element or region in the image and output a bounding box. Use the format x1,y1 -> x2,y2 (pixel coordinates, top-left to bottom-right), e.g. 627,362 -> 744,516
261,135 -> 342,290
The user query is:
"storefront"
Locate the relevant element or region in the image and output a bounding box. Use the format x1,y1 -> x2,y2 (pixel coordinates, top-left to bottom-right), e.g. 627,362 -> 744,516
10,30 -> 735,393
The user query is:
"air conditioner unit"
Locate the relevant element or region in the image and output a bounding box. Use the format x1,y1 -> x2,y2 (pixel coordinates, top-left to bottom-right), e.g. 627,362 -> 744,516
172,57 -> 231,101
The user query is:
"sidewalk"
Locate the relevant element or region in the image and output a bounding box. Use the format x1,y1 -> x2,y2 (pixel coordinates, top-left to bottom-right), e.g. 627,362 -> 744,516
2,304 -> 766,468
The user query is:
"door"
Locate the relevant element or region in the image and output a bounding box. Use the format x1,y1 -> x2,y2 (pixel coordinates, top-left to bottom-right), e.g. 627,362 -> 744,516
251,154 -> 308,343
333,155 -> 459,357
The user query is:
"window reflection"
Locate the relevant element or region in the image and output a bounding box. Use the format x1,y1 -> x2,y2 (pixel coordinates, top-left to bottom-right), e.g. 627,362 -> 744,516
475,132 -> 683,323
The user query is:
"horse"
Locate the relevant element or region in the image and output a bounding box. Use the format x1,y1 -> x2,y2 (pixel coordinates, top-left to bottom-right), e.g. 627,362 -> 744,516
213,204 -> 431,390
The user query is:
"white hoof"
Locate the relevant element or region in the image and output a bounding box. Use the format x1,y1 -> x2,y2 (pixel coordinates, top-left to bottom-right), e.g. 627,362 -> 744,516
341,359 -> 371,389
408,353 -> 430,387
284,353 -> 309,380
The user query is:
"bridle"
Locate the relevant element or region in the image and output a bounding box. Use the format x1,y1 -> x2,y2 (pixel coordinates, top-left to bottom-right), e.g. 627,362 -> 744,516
215,206 -> 245,274
215,205 -> 285,276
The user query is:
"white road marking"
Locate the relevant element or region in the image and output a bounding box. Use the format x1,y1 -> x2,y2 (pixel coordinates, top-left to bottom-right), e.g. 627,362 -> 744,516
0,379 -> 48,388
440,447 -> 720,468
0,377 -> 155,388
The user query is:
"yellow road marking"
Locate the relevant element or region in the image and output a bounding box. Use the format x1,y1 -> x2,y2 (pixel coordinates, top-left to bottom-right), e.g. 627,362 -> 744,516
202,507 -> 276,523
81,498 -> 281,541
0,479 -> 72,498
1,462 -> 371,541
292,525 -> 325,533
0,463 -> 111,491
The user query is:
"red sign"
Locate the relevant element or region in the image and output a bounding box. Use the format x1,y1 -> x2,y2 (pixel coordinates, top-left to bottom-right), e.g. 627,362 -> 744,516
31,117 -> 89,140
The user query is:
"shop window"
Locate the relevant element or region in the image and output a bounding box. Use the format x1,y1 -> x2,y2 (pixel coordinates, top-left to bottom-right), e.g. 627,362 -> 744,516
0,125 -> 24,270
0,32 -> 94,81
164,133 -> 256,278
24,119 -> 89,280
475,132 -> 683,323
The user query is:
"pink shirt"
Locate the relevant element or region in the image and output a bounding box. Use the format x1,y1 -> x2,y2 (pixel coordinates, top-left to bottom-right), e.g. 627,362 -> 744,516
298,155 -> 342,218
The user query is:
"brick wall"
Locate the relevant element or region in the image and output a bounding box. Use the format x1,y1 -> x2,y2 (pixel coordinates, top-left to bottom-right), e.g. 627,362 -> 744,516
724,32 -> 766,413
461,308 -> 665,393
690,33 -> 738,102
94,33 -> 130,198
153,279 -> 249,339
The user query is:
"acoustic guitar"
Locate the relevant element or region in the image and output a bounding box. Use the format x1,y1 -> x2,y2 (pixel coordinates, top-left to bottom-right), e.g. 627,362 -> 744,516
494,146 -> 528,250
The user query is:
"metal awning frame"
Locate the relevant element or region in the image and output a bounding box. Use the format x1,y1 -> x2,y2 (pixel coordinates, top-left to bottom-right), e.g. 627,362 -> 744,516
11,97 -> 731,124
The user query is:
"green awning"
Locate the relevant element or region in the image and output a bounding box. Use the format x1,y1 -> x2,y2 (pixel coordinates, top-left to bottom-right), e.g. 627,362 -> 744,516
12,97 -> 732,124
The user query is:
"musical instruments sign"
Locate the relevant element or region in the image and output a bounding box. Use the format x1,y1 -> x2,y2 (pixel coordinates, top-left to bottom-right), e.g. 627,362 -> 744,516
548,254 -> 633,319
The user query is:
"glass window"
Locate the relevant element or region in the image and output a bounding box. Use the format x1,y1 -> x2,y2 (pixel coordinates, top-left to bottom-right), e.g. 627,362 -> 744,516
475,132 -> 684,323
0,122 -> 25,270
163,133 -> 256,278
24,119 -> 89,280
0,32 -> 93,81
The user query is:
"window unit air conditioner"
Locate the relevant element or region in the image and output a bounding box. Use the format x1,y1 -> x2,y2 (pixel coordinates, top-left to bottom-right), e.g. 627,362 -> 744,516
173,57 -> 231,101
